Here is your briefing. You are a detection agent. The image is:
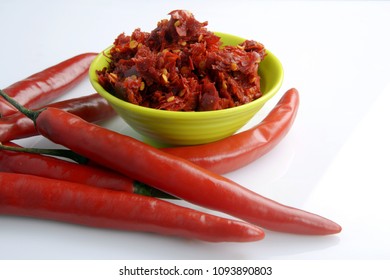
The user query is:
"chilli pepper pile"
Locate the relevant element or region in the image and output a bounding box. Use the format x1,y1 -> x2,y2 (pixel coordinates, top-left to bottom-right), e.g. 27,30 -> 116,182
0,10 -> 341,243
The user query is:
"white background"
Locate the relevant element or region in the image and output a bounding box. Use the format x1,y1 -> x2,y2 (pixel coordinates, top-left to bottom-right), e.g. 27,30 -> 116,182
1,0 -> 390,260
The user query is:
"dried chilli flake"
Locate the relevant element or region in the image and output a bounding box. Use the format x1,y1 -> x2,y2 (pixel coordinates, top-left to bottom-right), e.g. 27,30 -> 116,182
97,10 -> 266,111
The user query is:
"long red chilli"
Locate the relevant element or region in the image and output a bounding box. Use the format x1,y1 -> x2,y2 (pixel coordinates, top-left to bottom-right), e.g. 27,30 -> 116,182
0,89 -> 341,235
1,53 -> 97,117
0,142 -> 173,198
163,88 -> 299,174
0,93 -> 115,142
0,172 -> 264,242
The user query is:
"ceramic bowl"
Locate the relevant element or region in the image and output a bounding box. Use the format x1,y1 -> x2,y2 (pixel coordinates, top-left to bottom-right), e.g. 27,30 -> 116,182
89,32 -> 283,146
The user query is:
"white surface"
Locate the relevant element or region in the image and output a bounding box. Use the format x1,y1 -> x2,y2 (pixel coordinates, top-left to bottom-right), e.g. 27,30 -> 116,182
1,0 -> 390,260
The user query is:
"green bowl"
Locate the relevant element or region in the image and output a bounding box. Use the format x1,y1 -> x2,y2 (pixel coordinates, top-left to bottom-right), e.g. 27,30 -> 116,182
89,32 -> 283,146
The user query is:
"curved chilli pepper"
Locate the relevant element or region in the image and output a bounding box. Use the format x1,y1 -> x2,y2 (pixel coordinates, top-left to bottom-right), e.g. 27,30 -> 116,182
0,142 -> 174,199
0,89 -> 341,235
0,93 -> 115,143
163,88 -> 299,174
1,52 -> 97,117
0,173 -> 264,242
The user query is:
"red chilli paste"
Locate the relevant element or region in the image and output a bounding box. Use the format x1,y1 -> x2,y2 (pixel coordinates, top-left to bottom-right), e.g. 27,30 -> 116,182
97,10 -> 266,111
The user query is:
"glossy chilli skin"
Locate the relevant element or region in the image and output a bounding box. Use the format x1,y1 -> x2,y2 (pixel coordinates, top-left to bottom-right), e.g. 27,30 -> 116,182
0,93 -> 115,143
164,88 -> 300,174
0,142 -> 173,198
18,104 -> 341,236
0,173 -> 264,242
1,53 -> 97,117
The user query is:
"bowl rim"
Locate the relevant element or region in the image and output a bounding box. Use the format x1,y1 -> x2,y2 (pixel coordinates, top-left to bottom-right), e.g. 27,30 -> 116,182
89,32 -> 284,120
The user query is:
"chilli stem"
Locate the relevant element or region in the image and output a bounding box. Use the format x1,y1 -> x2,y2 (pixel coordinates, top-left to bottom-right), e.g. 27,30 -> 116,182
0,89 -> 43,121
0,142 -> 89,164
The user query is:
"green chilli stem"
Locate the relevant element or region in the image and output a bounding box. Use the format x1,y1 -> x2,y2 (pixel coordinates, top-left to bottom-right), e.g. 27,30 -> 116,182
133,181 -> 178,199
0,89 -> 43,121
0,143 -> 89,164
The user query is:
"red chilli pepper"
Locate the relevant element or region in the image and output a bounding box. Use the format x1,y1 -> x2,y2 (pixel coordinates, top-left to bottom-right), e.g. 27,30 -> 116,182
0,142 -> 173,198
163,88 -> 299,174
1,53 -> 97,117
0,89 -> 342,235
0,172 -> 264,242
0,93 -> 115,143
